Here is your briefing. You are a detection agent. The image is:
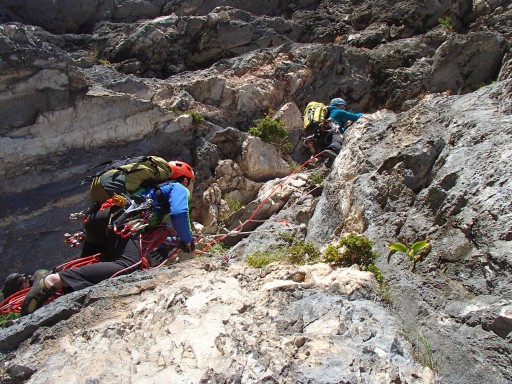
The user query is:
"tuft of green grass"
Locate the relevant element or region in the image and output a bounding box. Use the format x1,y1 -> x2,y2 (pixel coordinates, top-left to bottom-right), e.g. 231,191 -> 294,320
404,328 -> 440,373
246,251 -> 284,268
375,282 -> 393,305
219,196 -> 242,225
187,110 -> 205,126
323,233 -> 378,268
91,50 -> 111,65
204,241 -> 229,257
248,115 -> 292,154
246,234 -> 321,268
286,241 -> 321,265
308,170 -> 325,186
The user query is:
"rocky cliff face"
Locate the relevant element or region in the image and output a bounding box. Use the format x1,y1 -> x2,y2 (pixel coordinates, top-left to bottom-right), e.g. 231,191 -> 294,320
0,1 -> 511,383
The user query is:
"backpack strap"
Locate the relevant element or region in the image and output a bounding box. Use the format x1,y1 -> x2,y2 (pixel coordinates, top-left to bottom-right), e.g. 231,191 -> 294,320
154,186 -> 170,215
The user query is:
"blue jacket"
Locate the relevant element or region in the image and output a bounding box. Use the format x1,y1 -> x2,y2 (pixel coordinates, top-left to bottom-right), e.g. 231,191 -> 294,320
145,182 -> 193,243
326,106 -> 363,132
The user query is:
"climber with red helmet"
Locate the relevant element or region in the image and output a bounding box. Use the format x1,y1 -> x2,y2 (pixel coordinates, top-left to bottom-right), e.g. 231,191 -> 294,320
21,160 -> 197,316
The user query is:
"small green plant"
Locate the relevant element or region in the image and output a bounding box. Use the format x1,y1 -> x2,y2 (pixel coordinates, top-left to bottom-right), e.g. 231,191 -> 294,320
375,282 -> 393,305
308,170 -> 325,186
248,115 -> 292,154
323,233 -> 378,268
0,312 -> 20,328
187,110 -> 205,126
91,50 -> 111,65
204,241 -> 229,257
225,196 -> 242,212
286,240 -> 321,265
246,235 -> 321,268
366,263 -> 384,284
389,240 -> 431,270
471,81 -> 496,91
219,196 -> 242,225
164,104 -> 181,114
164,104 -> 205,126
287,159 -> 299,170
323,233 -> 383,283
278,233 -> 320,265
438,16 -> 454,32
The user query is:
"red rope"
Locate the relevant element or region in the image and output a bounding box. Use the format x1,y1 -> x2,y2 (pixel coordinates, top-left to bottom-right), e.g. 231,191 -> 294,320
2,154 -> 325,315
1,226 -> 178,314
53,253 -> 103,272
201,153 -> 323,251
0,288 -> 30,314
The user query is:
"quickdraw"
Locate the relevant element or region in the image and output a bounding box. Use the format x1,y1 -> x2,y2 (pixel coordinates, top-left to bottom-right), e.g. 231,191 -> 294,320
111,195 -> 155,238
64,231 -> 85,248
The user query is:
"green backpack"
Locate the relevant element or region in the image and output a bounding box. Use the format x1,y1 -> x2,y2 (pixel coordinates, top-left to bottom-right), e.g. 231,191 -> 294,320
87,156 -> 173,204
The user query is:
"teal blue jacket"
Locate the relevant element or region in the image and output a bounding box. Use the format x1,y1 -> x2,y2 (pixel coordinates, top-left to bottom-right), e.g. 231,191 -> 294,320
326,106 -> 363,132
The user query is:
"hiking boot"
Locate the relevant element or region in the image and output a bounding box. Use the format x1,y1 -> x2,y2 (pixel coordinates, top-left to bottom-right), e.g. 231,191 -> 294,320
321,149 -> 338,161
32,269 -> 50,284
20,277 -> 55,316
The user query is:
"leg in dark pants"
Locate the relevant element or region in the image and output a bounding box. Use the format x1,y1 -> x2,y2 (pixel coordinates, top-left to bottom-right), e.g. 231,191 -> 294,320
60,234 -> 142,292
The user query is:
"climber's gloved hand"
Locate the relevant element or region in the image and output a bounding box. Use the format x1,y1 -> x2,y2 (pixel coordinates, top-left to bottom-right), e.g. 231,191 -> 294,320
179,239 -> 195,253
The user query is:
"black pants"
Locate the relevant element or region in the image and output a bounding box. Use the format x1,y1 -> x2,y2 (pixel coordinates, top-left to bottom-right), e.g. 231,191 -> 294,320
315,131 -> 343,154
60,205 -> 141,291
60,230 -> 143,291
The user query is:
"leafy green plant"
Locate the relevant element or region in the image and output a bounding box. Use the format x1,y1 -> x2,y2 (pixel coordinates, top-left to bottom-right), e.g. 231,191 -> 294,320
0,312 -> 20,328
308,170 -> 325,186
389,240 -> 431,269
248,115 -> 292,154
323,233 -> 383,283
187,110 -> 205,126
323,233 -> 378,268
287,160 -> 299,170
278,233 -> 320,265
366,263 -> 383,284
164,104 -> 205,126
204,241 -> 228,257
438,16 -> 454,32
225,196 -> 242,212
91,50 -> 111,65
286,241 -> 321,265
219,196 -> 242,225
375,282 -> 393,305
471,81 -> 496,91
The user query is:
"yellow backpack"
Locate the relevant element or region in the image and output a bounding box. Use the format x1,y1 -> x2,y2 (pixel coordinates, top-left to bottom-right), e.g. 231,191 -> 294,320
303,101 -> 327,131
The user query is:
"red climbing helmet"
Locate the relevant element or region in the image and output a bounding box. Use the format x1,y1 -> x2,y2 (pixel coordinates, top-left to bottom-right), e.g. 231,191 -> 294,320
168,160 -> 195,180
